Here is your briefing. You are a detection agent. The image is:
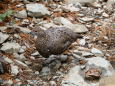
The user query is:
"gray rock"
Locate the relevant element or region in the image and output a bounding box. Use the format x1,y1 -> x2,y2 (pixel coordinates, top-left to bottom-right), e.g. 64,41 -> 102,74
53,17 -> 72,25
79,38 -> 86,45
80,17 -> 94,22
82,51 -> 94,57
15,10 -> 27,18
50,81 -> 56,86
61,57 -> 114,86
4,56 -> 13,64
61,4 -> 80,12
14,59 -> 28,67
67,24 -> 89,33
19,27 -> 31,33
86,57 -> 114,76
53,17 -> 88,33
1,42 -> 21,53
11,64 -> 19,75
65,0 -> 98,4
19,46 -> 26,53
102,12 -> 109,17
91,48 -> 104,56
13,53 -> 26,61
0,32 -> 9,44
26,3 -> 50,17
58,55 -> 68,62
40,67 -> 51,75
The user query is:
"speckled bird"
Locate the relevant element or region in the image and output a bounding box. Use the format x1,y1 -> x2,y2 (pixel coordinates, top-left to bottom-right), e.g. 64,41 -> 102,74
35,27 -> 82,57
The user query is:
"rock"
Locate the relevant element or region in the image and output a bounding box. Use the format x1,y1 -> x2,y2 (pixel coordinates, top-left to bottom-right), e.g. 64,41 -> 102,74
91,2 -> 102,8
31,51 -> 39,56
3,80 -> 13,86
35,27 -> 82,57
80,17 -> 94,22
61,4 -> 80,12
82,51 -> 94,57
62,57 -> 114,86
20,46 -> 26,52
26,3 -> 50,17
0,32 -> 9,44
14,59 -> 28,67
48,60 -> 61,71
40,67 -> 51,75
99,73 -> 115,86
62,66 -> 94,86
91,48 -> 103,56
58,55 -> 68,62
13,79 -> 22,86
11,64 -> 19,75
53,17 -> 72,25
79,38 -> 86,46
106,0 -> 115,11
50,81 -> 56,86
4,56 -> 13,63
0,26 -> 7,32
84,67 -> 102,80
86,57 -> 114,76
15,10 -> 27,18
102,12 -> 109,17
67,24 -> 89,33
19,27 -> 31,33
53,17 -> 88,33
65,0 -> 97,4
13,53 -> 26,61
1,42 -> 21,53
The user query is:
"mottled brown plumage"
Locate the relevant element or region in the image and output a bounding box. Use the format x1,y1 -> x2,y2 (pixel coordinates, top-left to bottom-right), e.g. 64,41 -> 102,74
35,27 -> 82,57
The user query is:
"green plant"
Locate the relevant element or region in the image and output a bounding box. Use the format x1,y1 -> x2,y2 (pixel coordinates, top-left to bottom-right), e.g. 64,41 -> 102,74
0,9 -> 13,22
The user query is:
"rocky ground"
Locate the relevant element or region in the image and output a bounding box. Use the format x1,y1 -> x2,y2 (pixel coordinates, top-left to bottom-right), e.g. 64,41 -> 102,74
0,0 -> 115,86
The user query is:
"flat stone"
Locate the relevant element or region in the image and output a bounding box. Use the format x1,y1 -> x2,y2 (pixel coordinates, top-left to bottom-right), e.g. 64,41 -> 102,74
61,4 -> 80,12
91,48 -> 103,56
15,10 -> 27,18
61,57 -> 114,86
67,24 -> 89,33
82,51 -> 94,57
102,12 -> 109,17
53,17 -> 72,25
0,32 -> 9,44
80,17 -> 94,22
4,56 -> 13,64
0,26 -> 7,32
1,42 -> 21,53
65,0 -> 97,4
26,3 -> 50,17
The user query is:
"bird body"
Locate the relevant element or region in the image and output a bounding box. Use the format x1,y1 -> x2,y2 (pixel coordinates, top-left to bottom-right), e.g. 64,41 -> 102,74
35,27 -> 82,57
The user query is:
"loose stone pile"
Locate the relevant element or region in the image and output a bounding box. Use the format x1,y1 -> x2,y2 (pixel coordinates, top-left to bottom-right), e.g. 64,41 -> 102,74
0,0 -> 114,86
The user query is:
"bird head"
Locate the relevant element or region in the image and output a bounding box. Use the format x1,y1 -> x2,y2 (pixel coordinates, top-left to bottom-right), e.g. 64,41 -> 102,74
37,28 -> 46,38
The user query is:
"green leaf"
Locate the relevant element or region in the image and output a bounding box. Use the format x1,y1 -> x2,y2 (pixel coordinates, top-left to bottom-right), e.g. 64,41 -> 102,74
0,9 -> 13,21
5,9 -> 13,17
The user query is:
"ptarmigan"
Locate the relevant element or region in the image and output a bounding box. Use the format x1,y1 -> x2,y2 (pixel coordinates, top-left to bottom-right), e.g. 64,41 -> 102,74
35,27 -> 82,57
